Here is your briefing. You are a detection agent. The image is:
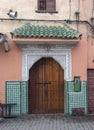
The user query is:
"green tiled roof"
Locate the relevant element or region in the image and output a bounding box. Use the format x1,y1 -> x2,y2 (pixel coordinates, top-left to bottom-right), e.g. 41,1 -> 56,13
10,23 -> 82,39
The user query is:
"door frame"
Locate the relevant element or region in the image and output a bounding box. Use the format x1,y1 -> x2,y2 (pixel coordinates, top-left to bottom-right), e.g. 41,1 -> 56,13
22,47 -> 72,81
22,45 -> 72,114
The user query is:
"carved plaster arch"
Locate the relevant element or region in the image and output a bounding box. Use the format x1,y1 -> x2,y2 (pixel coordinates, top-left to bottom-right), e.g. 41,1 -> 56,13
22,45 -> 72,81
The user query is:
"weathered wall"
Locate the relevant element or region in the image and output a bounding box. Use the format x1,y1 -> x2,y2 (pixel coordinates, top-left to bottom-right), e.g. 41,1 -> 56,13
0,0 -> 94,102
0,40 -> 22,102
72,37 -> 87,80
0,0 -> 93,20
87,38 -> 94,68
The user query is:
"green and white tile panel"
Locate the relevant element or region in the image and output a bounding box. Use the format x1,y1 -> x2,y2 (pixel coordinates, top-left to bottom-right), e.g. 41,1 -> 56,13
65,81 -> 88,115
20,81 -> 28,115
64,82 -> 68,114
6,81 -> 28,116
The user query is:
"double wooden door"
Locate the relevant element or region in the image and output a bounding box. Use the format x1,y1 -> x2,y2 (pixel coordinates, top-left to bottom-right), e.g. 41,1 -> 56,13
28,58 -> 64,113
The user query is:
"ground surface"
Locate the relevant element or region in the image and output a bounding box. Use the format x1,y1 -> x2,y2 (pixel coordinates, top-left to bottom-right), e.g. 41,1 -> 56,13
0,114 -> 94,130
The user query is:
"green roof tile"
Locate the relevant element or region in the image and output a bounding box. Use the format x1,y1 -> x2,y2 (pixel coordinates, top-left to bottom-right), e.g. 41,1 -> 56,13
10,23 -> 82,39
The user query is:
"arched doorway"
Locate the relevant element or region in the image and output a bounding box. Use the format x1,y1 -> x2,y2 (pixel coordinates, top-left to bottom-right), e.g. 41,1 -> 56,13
28,57 -> 64,113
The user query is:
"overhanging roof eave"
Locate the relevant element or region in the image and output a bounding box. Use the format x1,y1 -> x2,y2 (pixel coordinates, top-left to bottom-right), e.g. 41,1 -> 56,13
12,37 -> 80,47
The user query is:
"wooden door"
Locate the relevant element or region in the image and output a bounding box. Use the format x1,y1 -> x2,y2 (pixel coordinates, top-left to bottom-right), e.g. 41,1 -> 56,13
28,58 -> 64,113
87,69 -> 94,114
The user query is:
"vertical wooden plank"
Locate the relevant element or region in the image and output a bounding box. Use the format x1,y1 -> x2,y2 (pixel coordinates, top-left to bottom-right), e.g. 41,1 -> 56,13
39,0 -> 46,10
87,69 -> 94,114
46,0 -> 55,11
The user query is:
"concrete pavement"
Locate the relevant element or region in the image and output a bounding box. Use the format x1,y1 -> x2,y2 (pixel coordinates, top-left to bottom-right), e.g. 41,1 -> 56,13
0,114 -> 94,130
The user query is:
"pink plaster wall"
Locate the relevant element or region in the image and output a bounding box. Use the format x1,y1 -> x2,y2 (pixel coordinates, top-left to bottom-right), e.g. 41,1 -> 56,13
0,36 -> 94,103
0,40 -> 22,102
87,38 -> 94,68
72,37 -> 87,81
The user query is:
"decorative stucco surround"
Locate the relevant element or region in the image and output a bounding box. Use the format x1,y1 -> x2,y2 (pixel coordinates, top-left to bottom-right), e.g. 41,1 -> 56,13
22,44 -> 72,81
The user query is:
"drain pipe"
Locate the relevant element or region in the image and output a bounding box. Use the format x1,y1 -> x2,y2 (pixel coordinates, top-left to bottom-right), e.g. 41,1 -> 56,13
65,19 -> 94,30
0,18 -> 94,30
